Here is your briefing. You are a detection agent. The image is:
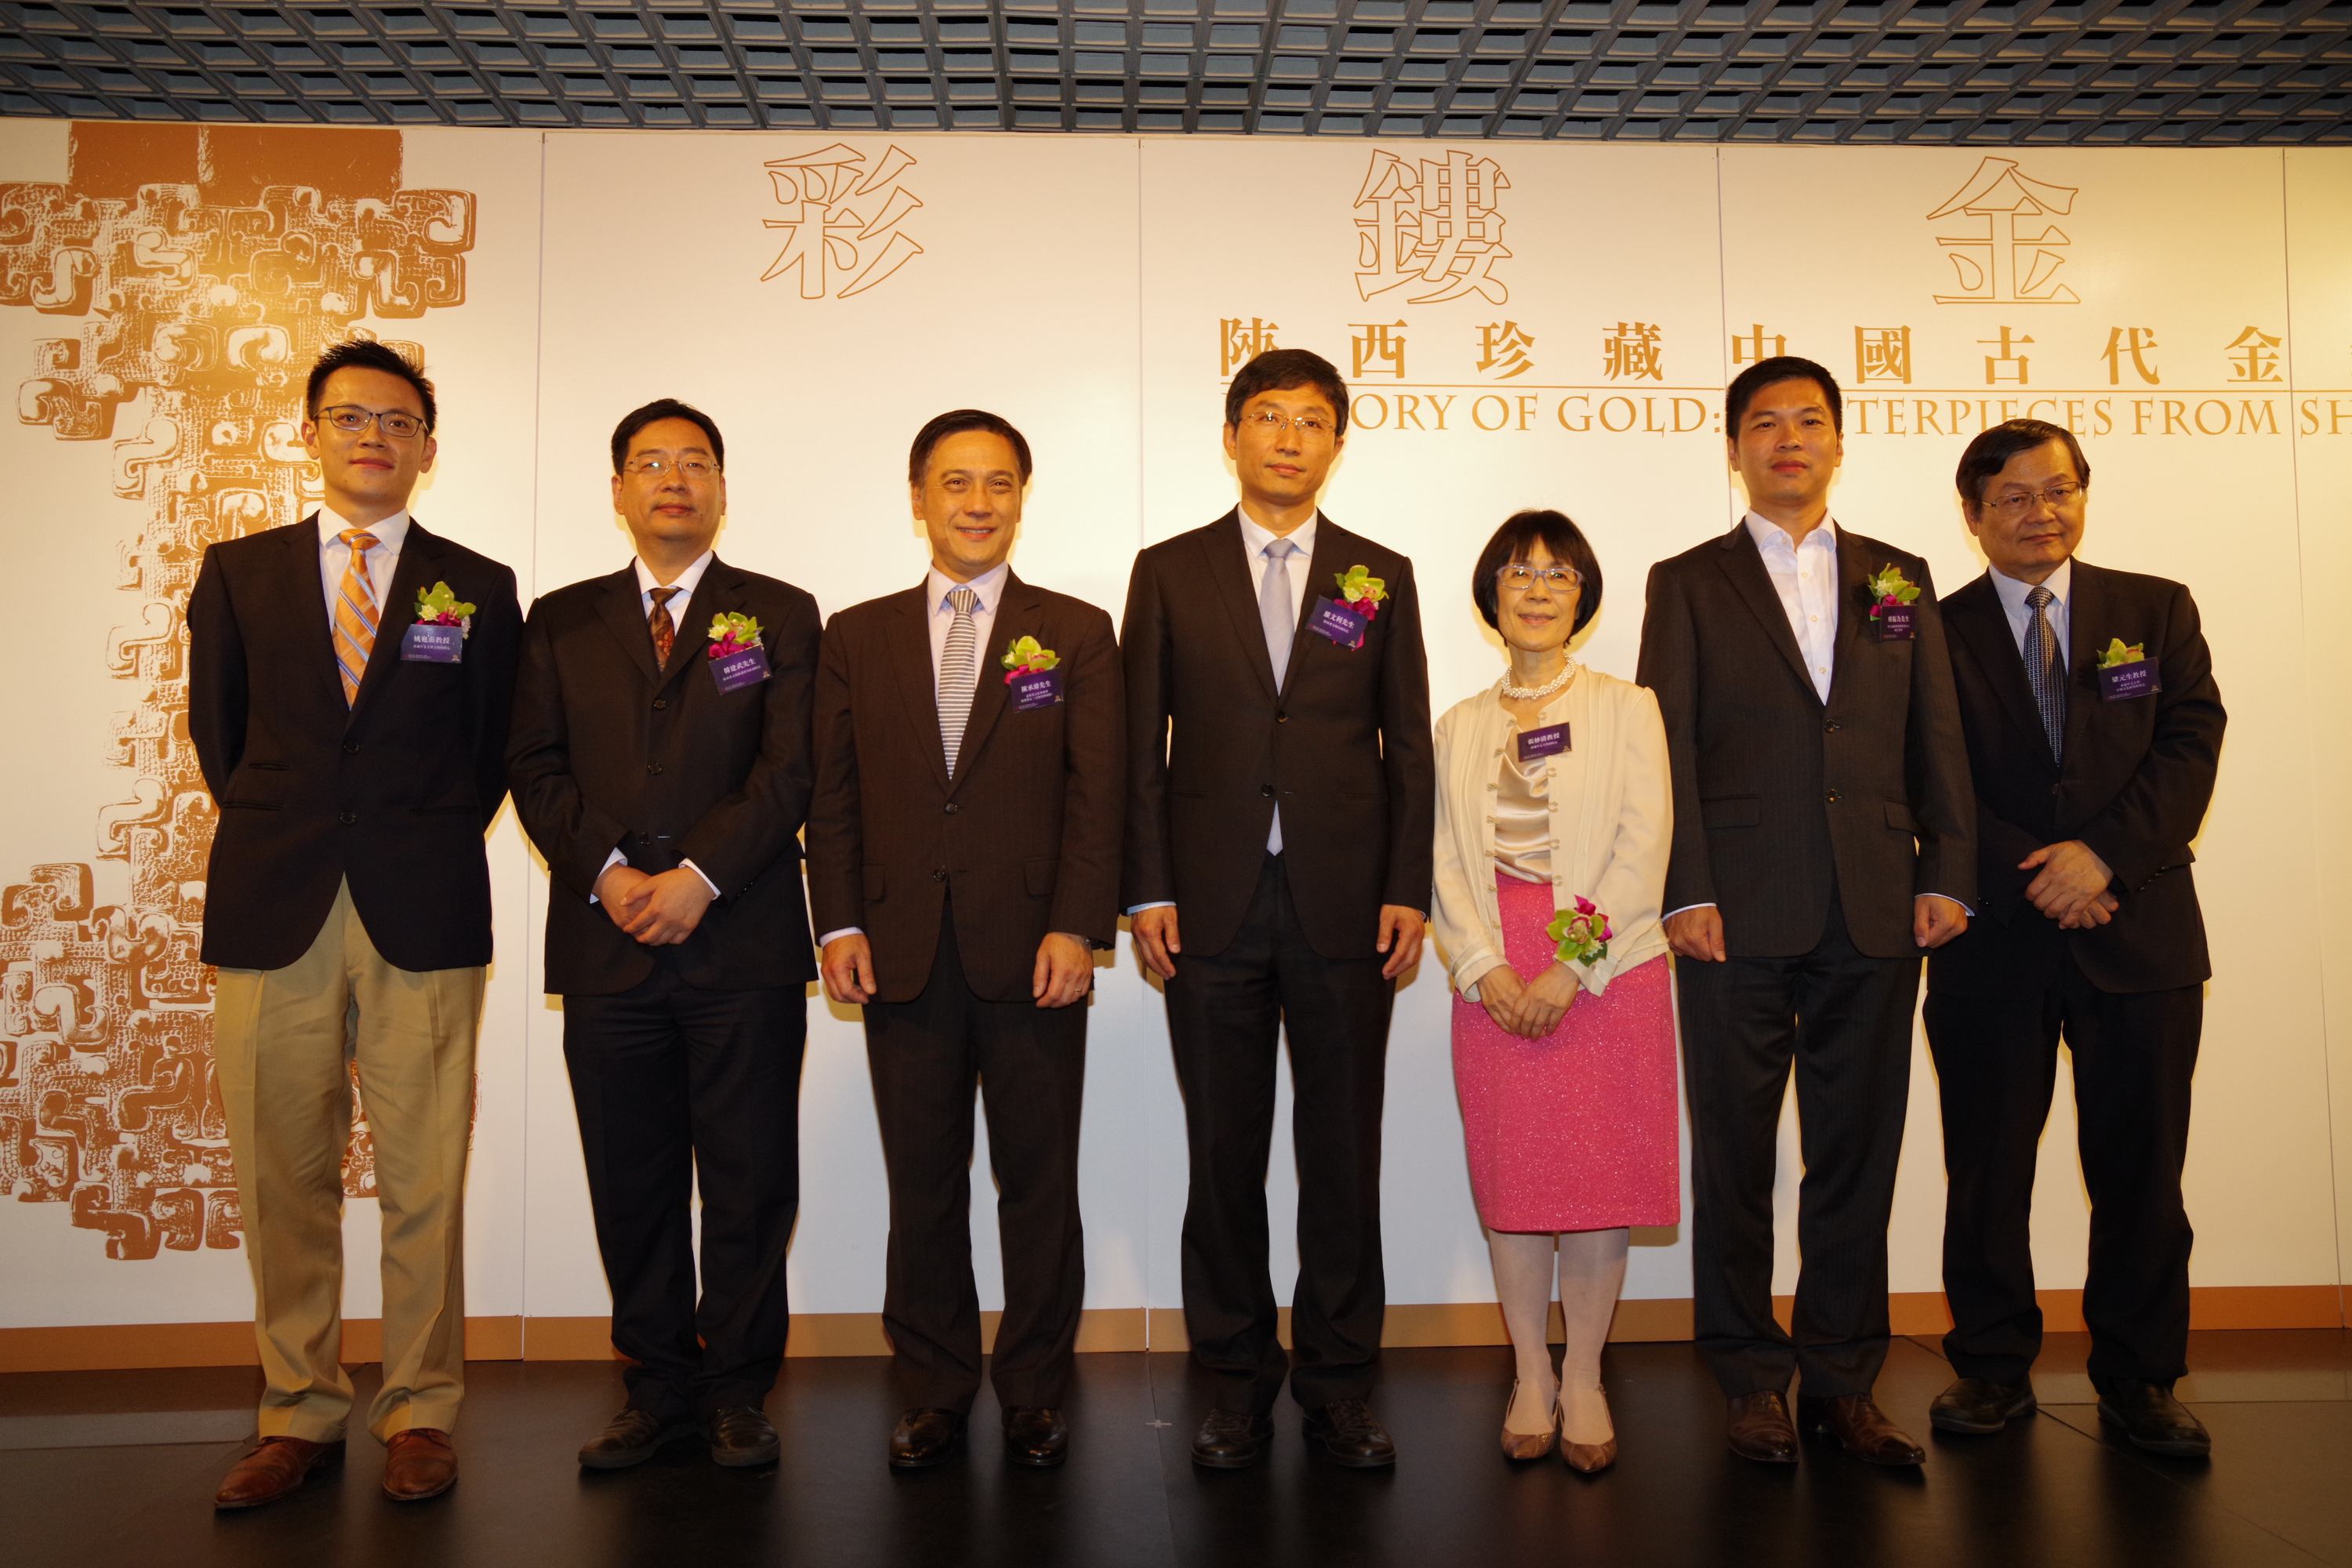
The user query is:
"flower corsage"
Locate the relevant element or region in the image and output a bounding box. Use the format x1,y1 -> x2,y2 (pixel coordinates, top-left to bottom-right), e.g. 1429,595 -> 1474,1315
1310,564 -> 1388,650
1546,896 -> 1613,969
2094,635 -> 2158,701
401,581 -> 474,662
1864,564 -> 1919,641
706,611 -> 771,692
1001,634 -> 1065,710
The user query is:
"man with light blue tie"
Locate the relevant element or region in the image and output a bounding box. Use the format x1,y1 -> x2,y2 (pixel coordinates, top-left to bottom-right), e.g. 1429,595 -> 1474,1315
1121,349 -> 1435,1469
806,411 -> 1122,1472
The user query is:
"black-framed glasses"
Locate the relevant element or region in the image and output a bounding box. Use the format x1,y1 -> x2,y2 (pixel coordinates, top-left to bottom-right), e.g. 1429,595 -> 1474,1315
1495,563 -> 1580,592
623,456 -> 720,479
318,404 -> 428,440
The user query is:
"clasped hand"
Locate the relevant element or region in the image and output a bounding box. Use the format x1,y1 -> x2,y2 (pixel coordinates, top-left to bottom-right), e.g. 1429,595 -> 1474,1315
2021,839 -> 2119,929
595,864 -> 712,946
1475,960 -> 1581,1040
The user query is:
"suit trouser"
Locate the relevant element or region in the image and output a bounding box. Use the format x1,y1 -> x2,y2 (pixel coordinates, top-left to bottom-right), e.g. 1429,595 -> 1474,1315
1926,960 -> 2201,1390
1675,894 -> 1919,1399
563,964 -> 805,1420
862,902 -> 1087,1414
211,878 -> 483,1443
1165,854 -> 1394,1415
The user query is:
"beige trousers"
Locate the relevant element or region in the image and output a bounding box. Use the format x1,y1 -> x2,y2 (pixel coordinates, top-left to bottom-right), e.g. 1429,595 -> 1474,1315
212,879 -> 484,1443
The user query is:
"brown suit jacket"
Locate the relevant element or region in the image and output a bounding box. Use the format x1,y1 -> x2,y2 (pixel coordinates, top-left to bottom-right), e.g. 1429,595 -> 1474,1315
804,572 -> 1124,1005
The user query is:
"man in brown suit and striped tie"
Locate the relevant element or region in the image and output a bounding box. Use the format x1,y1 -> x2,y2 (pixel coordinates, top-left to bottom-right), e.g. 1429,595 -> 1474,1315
189,339 -> 521,1508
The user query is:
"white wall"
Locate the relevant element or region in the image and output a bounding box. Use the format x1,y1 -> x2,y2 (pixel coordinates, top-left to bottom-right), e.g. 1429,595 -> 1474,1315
1,122 -> 2343,1336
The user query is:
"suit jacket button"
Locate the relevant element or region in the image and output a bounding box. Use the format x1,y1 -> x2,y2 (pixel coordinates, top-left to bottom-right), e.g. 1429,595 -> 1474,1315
944,802 -> 959,815
652,698 -> 668,710
1824,720 -> 1841,733
1276,711 -> 1289,723
1259,783 -> 1273,797
338,811 -> 356,825
1826,789 -> 1841,804
647,763 -> 664,776
932,867 -> 948,882
341,740 -> 360,754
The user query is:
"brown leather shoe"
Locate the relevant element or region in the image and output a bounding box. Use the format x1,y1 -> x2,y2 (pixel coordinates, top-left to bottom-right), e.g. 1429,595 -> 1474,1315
1499,1380 -> 1557,1462
1726,1390 -> 1798,1465
382,1427 -> 458,1501
1798,1394 -> 1926,1468
214,1436 -> 342,1510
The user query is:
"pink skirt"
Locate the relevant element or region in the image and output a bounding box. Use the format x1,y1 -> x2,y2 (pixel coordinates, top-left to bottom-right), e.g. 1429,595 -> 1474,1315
1452,871 -> 1680,1232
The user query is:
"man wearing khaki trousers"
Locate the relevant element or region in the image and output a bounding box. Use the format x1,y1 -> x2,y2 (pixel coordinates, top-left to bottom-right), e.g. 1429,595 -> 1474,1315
188,339 -> 521,1508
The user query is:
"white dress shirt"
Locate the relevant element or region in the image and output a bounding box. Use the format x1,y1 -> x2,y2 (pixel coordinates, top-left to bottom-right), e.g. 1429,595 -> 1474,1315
315,503 -> 409,620
817,561 -> 1011,949
593,550 -> 721,904
1989,556 -> 2073,666
1744,510 -> 1840,704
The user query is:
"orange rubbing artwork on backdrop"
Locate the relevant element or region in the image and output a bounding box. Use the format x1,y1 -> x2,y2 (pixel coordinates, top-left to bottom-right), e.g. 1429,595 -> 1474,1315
0,122 -> 477,1260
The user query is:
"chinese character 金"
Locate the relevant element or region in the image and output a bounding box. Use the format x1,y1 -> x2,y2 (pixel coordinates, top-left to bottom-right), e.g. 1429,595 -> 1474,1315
1221,317 -> 1280,377
1351,321 -> 1408,379
1980,326 -> 2034,386
1478,320 -> 1537,380
1927,156 -> 2082,306
2225,325 -> 2284,384
2102,327 -> 2161,387
1730,324 -> 1785,368
1601,321 -> 1662,383
760,143 -> 926,300
1353,149 -> 1513,307
1853,327 -> 1913,387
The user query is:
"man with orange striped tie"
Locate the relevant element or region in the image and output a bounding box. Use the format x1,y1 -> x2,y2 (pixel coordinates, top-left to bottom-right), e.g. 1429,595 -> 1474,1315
187,339 -> 521,1510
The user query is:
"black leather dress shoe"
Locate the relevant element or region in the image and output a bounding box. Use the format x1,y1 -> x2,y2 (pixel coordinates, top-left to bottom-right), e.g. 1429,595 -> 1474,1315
1002,1406 -> 1069,1468
2097,1380 -> 2211,1458
889,1408 -> 966,1470
1301,1399 -> 1397,1468
1190,1408 -> 1276,1470
1798,1394 -> 1926,1468
705,1406 -> 779,1468
1929,1377 -> 2038,1436
1726,1391 -> 1798,1465
579,1406 -> 689,1470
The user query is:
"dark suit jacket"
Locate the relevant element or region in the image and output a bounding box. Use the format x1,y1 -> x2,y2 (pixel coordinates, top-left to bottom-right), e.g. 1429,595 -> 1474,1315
1120,510 -> 1436,961
804,572 -> 1123,1006
1636,521 -> 1975,961
1928,561 -> 2223,999
506,557 -> 822,996
187,516 -> 521,972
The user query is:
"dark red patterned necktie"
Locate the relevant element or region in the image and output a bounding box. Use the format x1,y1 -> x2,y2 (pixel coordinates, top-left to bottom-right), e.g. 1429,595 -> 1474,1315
648,585 -> 679,668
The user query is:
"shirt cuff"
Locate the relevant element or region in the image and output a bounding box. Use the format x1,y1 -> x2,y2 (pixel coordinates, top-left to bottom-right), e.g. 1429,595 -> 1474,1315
680,858 -> 721,900
587,848 -> 627,905
1922,892 -> 1976,916
818,927 -> 864,948
1661,902 -> 1716,920
1125,901 -> 1175,916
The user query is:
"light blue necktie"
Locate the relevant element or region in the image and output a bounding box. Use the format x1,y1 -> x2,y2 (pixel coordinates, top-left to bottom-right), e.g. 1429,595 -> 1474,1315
1259,538 -> 1298,853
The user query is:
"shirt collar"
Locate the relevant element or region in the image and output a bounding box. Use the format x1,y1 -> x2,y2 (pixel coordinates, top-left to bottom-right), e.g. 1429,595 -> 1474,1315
318,503 -> 411,554
926,559 -> 1010,615
1238,503 -> 1317,560
633,549 -> 716,604
1743,510 -> 1837,556
1990,556 -> 2072,617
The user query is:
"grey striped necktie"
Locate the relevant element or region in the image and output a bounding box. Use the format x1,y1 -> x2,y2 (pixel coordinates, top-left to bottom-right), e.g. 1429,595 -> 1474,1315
2025,583 -> 2066,764
939,586 -> 978,777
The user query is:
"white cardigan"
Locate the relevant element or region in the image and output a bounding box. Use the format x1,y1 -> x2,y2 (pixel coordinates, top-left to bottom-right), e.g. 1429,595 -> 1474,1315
1429,667 -> 1672,1000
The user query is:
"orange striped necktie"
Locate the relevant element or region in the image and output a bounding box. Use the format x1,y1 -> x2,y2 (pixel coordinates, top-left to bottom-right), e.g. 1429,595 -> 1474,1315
332,528 -> 380,706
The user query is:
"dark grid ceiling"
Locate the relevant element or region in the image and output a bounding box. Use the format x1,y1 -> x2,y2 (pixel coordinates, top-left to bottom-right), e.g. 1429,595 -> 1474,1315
2,0 -> 2349,143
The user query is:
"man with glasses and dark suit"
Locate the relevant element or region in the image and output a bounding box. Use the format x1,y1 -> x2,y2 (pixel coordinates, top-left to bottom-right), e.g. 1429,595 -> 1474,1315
507,398 -> 821,1471
191,339 -> 521,1508
1925,419 -> 2224,1458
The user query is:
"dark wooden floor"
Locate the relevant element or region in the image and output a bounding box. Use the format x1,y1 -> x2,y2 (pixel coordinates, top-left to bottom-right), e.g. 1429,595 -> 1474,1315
3,1330 -> 2346,1567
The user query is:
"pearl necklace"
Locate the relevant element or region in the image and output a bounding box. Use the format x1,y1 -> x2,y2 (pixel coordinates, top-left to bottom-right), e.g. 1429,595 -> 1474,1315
1501,659 -> 1579,702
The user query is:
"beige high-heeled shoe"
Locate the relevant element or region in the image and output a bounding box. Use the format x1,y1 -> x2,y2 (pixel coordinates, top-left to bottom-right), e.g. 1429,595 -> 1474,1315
1558,1385 -> 1618,1475
1500,1379 -> 1558,1462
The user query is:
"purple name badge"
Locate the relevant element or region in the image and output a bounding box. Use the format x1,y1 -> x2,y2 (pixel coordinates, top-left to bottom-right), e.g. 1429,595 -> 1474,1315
709,644 -> 770,694
1307,596 -> 1369,646
1517,723 -> 1571,762
1871,605 -> 1915,642
401,622 -> 463,663
2096,660 -> 2158,702
1010,669 -> 1064,712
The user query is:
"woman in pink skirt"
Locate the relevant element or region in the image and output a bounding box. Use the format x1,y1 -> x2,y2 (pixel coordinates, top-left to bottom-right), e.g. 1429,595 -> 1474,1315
1430,510 -> 1677,1474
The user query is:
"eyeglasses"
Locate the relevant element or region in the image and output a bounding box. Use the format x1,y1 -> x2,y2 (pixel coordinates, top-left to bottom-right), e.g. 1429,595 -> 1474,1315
318,405 -> 427,440
623,456 -> 720,479
1495,563 -> 1581,593
1984,481 -> 2083,519
1241,410 -> 1336,440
